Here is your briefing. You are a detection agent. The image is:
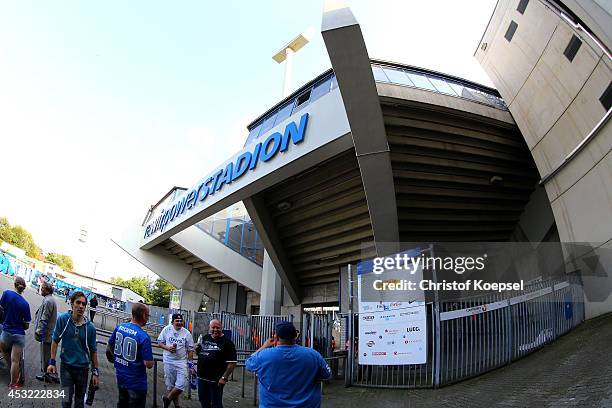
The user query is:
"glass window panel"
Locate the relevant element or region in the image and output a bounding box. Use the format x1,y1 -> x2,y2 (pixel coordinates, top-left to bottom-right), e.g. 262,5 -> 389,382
427,76 -> 457,95
244,123 -> 262,146
259,111 -> 278,136
293,90 -> 311,113
448,82 -> 476,101
331,74 -> 338,89
468,88 -> 493,105
310,76 -> 333,102
273,101 -> 294,126
405,71 -> 436,91
382,67 -> 414,86
372,65 -> 389,82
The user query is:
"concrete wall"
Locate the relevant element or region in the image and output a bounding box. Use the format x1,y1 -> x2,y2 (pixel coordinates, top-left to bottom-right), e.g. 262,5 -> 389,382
476,0 -> 612,318
115,220 -> 221,304
172,225 -> 263,293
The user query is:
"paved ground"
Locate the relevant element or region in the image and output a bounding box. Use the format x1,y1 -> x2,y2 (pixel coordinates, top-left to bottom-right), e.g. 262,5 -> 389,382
1,273 -> 611,407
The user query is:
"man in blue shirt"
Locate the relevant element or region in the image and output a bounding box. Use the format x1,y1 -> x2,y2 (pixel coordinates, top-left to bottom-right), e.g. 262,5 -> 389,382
0,277 -> 31,389
47,291 -> 99,408
106,302 -> 154,408
246,321 -> 332,408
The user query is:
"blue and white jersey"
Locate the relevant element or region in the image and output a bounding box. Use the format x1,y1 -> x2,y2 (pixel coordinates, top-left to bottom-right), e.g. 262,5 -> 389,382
108,322 -> 153,391
157,325 -> 194,366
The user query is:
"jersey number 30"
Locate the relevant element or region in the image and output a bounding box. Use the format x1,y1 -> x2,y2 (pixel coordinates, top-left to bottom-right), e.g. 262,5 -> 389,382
114,332 -> 138,362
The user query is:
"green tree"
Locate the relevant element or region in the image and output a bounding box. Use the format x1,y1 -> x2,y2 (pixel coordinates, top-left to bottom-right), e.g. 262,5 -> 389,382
110,276 -> 152,303
148,278 -> 176,307
109,276 -> 176,307
46,253 -> 75,272
0,217 -> 42,259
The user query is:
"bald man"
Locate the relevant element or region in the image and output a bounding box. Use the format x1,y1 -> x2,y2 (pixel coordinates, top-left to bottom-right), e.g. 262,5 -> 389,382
0,277 -> 31,389
195,319 -> 237,408
107,302 -> 154,408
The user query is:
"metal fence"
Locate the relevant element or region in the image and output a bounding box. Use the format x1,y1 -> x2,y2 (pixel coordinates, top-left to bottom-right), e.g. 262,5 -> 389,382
302,313 -> 334,358
345,273 -> 585,388
192,312 -> 292,351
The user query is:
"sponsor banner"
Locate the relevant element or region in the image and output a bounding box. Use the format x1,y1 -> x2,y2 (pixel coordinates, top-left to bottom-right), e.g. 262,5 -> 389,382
439,300 -> 508,321
357,253 -> 427,365
439,282 -> 570,321
509,286 -> 553,305
169,289 -> 182,310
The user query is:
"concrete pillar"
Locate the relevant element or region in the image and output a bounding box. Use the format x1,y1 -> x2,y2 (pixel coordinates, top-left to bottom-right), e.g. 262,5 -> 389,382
180,289 -> 204,312
260,251 -> 282,315
339,265 -> 350,314
218,283 -> 238,313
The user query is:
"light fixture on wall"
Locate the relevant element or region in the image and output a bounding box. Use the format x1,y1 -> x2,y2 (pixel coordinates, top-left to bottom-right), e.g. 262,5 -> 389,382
490,175 -> 504,185
277,201 -> 292,211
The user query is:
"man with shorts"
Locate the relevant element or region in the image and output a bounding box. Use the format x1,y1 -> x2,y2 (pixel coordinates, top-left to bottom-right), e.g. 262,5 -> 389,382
106,302 -> 154,408
158,314 -> 195,408
0,277 -> 31,389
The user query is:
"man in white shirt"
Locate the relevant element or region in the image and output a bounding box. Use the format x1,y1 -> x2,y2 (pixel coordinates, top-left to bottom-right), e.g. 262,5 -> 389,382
158,314 -> 195,408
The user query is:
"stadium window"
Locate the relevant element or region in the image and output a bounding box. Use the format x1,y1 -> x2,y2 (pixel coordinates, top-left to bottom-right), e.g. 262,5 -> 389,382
505,21 -> 518,42
517,0 -> 529,14
600,81 -> 612,112
293,89 -> 311,112
563,35 -> 582,62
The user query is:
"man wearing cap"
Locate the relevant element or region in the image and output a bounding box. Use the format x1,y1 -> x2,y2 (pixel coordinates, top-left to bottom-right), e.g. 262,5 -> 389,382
195,319 -> 237,408
246,321 -> 332,408
0,277 -> 31,389
158,314 -> 195,408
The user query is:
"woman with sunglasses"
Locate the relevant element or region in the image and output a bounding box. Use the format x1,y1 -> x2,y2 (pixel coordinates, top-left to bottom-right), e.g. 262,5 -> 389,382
47,291 -> 99,408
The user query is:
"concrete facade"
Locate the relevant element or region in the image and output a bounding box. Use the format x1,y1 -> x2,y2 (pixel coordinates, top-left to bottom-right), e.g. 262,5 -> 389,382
476,0 -> 612,318
118,2 -> 610,324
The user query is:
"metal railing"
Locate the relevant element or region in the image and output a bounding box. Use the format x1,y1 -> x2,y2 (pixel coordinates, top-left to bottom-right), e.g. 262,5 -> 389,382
343,273 -> 585,388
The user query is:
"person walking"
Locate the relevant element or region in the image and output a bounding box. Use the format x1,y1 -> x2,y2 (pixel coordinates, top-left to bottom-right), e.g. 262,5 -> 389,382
89,295 -> 98,322
158,314 -> 195,408
0,277 -> 31,389
106,302 -> 154,408
246,321 -> 332,408
34,281 -> 58,383
47,291 -> 99,408
195,319 -> 237,408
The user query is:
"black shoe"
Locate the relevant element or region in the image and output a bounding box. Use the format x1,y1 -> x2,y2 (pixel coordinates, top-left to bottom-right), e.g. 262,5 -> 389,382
162,396 -> 171,408
36,374 -> 52,383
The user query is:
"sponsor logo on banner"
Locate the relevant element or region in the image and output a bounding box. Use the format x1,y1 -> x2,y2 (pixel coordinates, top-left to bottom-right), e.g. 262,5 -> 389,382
400,311 -> 419,316
367,341 -> 375,347
380,314 -> 396,320
384,329 -> 399,334
407,326 -> 420,332
372,352 -> 387,356
365,331 -> 376,335
363,315 -> 374,321
386,341 -> 395,345
390,302 -> 402,308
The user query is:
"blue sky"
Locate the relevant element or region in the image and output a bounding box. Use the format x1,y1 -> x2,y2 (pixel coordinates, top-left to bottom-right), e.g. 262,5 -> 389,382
0,1 -> 496,281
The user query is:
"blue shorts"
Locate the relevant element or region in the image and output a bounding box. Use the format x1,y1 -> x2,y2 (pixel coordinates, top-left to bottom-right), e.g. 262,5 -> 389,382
0,330 -> 26,349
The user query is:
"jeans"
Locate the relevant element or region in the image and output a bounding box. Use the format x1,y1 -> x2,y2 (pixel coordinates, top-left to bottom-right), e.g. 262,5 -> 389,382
0,331 -> 26,349
60,363 -> 89,408
117,387 -> 147,408
40,342 -> 51,373
198,379 -> 224,408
